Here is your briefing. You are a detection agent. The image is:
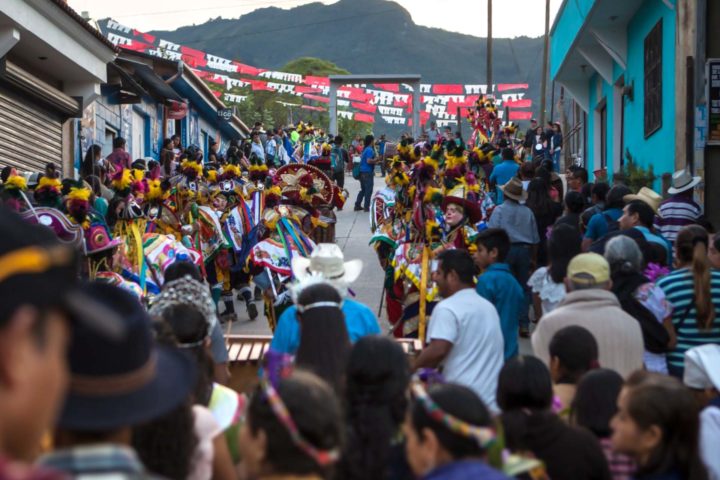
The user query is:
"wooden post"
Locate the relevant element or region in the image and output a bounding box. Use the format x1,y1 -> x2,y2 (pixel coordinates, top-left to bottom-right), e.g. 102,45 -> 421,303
539,0 -> 551,125
487,0 -> 493,92
559,86 -> 569,172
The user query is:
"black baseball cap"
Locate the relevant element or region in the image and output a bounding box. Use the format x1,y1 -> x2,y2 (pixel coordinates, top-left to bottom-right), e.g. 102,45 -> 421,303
0,208 -> 124,339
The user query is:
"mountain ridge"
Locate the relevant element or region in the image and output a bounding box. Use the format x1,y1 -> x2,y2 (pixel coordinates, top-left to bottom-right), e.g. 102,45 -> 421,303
147,0 -> 546,112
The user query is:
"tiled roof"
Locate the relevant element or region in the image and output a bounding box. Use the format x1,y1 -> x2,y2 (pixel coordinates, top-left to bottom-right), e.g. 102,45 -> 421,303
48,0 -> 119,52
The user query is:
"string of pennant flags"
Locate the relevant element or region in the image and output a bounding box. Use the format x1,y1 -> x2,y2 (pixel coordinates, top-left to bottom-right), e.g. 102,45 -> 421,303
101,19 -> 534,125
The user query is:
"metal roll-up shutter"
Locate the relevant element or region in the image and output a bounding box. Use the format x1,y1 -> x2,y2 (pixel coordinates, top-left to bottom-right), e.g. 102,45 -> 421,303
0,86 -> 63,174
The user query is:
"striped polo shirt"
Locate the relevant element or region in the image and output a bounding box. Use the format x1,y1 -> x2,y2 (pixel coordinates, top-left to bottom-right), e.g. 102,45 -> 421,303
656,268 -> 720,373
654,196 -> 702,244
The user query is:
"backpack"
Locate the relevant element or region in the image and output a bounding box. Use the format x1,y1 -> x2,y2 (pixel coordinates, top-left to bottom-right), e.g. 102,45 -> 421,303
588,213 -> 620,254
330,147 -> 344,173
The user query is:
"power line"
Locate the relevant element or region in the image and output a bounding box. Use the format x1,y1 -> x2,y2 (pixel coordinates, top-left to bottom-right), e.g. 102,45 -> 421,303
112,0 -> 317,19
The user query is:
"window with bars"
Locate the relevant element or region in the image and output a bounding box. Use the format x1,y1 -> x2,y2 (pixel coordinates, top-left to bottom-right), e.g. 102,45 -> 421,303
644,19 -> 662,137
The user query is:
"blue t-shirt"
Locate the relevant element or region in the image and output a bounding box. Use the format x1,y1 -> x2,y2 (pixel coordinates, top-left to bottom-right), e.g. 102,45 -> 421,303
360,146 -> 375,173
634,226 -> 672,266
489,160 -> 519,204
422,460 -> 511,480
269,298 -> 381,354
378,140 -> 386,155
475,263 -> 524,359
584,207 -> 623,241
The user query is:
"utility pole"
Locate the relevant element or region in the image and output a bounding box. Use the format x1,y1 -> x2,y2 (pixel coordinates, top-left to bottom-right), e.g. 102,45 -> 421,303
539,0 -> 551,125
487,0 -> 493,96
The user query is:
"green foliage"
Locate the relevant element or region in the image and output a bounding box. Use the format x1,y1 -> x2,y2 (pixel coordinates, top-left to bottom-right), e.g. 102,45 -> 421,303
614,149 -> 656,192
281,57 -> 349,76
209,55 -> 369,141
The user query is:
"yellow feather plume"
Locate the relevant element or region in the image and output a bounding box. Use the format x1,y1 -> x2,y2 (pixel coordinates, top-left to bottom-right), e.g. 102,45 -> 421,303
4,175 -> 27,190
68,186 -> 91,202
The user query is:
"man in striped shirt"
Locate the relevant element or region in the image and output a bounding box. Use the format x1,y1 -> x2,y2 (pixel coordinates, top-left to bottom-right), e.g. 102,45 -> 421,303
654,169 -> 703,244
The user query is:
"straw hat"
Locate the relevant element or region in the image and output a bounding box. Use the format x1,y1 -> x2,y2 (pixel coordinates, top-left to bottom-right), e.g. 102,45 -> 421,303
623,187 -> 662,213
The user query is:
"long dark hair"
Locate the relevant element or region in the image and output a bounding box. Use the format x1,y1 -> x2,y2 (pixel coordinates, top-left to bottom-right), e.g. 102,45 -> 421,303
526,178 -> 554,217
247,370 -> 342,478
675,225 -> 715,330
625,374 -> 708,479
411,383 -> 493,459
548,224 -> 581,283
340,336 -> 410,480
132,321 -> 198,480
497,356 -> 556,453
570,368 -> 623,438
295,283 -> 351,394
81,144 -> 102,178
159,304 -> 214,406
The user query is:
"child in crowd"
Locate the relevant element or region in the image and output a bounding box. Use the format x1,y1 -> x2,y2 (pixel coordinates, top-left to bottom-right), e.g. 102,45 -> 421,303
473,228 -> 525,359
528,224 -> 581,319
548,325 -> 599,417
571,369 -> 635,480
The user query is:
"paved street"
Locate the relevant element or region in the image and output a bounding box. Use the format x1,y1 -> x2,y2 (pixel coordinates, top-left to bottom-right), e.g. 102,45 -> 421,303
229,173 -> 389,335
228,172 -> 531,354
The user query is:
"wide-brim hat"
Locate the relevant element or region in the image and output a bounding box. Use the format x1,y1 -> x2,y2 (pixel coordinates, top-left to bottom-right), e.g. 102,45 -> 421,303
275,163 -> 334,205
441,187 -> 482,224
57,282 -> 196,431
291,243 -> 362,284
85,224 -> 123,255
500,178 -> 527,202
623,187 -> 662,213
667,169 -> 701,194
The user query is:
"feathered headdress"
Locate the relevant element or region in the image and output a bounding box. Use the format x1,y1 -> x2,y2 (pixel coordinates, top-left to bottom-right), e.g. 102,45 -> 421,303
65,182 -> 92,229
34,176 -> 63,208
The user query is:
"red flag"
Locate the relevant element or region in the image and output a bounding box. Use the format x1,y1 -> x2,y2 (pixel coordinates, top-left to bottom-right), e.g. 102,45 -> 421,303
246,79 -> 272,91
211,90 -> 222,98
352,102 -> 377,113
302,105 -> 326,112
394,98 -> 408,108
432,84 -> 463,95
504,99 -> 532,108
120,40 -> 151,53
497,83 -> 529,92
374,83 -> 400,92
134,30 -> 156,45
304,94 -> 330,104
304,75 -> 330,86
295,86 -> 322,94
232,62 -> 263,76
354,113 -> 375,123
508,110 -> 534,120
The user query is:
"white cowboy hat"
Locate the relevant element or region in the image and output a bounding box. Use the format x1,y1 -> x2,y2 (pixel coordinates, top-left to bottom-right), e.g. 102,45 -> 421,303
291,243 -> 363,284
667,169 -> 702,195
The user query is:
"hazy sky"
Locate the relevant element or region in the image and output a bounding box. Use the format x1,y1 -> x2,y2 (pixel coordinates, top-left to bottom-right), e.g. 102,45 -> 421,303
69,0 -> 563,38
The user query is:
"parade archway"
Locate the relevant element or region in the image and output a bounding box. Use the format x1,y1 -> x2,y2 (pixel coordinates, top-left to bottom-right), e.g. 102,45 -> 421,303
328,74 -> 422,138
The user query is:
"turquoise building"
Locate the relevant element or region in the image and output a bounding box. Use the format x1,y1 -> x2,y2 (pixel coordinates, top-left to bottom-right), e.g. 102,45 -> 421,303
550,0 -> 678,188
